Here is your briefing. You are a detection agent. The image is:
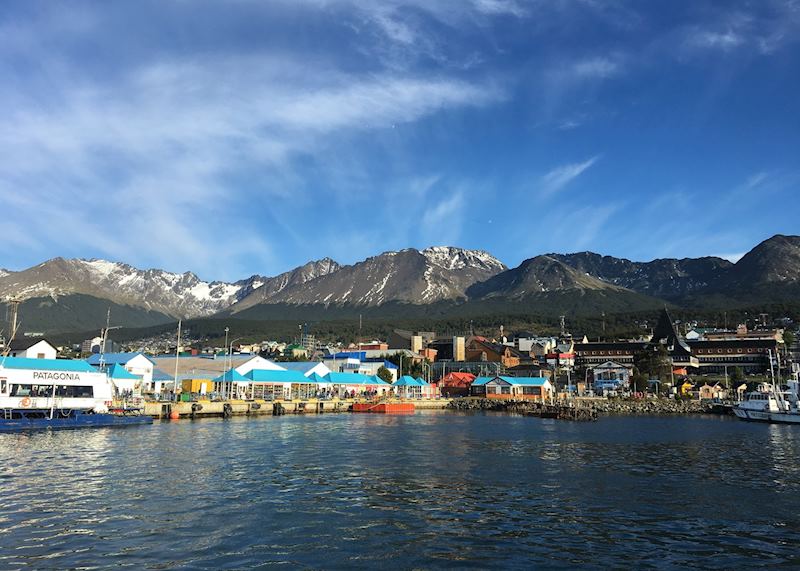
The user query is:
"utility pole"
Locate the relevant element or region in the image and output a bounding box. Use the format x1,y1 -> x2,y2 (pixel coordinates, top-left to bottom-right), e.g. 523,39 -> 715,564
173,320 -> 182,400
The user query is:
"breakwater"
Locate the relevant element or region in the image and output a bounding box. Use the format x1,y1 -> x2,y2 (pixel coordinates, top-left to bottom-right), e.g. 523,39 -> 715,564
448,397 -> 705,416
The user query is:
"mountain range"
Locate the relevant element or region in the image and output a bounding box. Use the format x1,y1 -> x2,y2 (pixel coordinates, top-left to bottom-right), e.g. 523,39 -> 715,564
2,235 -> 799,335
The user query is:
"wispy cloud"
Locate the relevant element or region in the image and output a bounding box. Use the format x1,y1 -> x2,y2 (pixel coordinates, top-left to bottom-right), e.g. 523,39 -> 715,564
570,56 -> 621,79
539,156 -> 600,197
472,0 -> 527,18
0,53 -> 501,278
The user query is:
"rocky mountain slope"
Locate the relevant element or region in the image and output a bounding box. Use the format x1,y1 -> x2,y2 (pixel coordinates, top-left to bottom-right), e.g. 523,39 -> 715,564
230,247 -> 506,309
549,252 -> 733,300
465,255 -> 626,299
0,257 -> 339,319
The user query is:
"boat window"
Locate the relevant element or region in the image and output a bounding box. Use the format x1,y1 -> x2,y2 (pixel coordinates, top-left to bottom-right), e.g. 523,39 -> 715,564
11,384 -> 32,397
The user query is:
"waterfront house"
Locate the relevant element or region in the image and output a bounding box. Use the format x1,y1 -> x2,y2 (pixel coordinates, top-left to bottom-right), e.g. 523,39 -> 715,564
151,369 -> 174,395
392,375 -> 433,399
436,372 -> 476,397
8,338 -> 57,360
699,383 -> 727,400
471,376 -> 553,400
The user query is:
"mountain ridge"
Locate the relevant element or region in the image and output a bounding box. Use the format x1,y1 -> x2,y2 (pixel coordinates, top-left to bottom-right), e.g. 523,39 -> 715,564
1,234 -> 798,335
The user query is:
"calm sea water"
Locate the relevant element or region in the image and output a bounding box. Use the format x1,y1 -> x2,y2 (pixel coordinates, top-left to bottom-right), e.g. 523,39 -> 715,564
2,411 -> 800,569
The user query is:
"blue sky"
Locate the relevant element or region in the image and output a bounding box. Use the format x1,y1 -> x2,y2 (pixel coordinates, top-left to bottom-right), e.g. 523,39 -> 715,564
1,0 -> 798,281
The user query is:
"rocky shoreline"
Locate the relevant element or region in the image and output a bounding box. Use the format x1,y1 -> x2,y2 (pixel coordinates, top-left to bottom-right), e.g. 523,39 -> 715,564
447,398 -> 706,416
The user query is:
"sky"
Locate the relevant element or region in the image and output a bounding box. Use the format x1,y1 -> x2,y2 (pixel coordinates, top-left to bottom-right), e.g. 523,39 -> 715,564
1,0 -> 799,281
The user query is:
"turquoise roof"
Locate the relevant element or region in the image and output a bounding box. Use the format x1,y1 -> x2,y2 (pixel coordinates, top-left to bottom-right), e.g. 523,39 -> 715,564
0,357 -> 95,372
245,369 -> 310,383
213,369 -> 248,382
324,372 -> 389,385
393,375 -> 425,387
471,376 -> 495,386
415,377 -> 429,386
107,363 -> 140,380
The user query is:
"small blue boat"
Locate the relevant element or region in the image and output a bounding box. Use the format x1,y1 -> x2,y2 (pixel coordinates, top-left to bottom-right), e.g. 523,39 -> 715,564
0,409 -> 153,432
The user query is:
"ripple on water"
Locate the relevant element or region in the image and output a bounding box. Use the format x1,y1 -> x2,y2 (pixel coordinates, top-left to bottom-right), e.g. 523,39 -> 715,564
2,413 -> 800,569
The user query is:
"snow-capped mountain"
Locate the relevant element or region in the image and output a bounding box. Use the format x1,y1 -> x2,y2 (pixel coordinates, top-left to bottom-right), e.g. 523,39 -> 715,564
232,247 -> 507,309
0,257 -> 339,319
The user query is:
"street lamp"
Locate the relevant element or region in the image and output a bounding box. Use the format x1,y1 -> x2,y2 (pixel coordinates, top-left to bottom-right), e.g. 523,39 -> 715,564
228,337 -> 243,399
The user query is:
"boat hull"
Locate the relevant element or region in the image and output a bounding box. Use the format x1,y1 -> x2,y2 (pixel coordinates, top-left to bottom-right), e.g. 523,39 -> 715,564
0,412 -> 153,432
352,402 -> 415,414
733,407 -> 800,424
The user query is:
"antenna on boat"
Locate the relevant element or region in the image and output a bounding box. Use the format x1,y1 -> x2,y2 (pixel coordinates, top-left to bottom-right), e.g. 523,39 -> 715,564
1,296 -> 22,360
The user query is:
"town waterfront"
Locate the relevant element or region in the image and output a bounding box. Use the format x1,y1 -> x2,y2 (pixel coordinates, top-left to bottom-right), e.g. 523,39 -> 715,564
2,412 -> 800,569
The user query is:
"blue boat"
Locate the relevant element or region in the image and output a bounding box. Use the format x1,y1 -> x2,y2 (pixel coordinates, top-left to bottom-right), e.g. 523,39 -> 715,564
0,409 -> 153,432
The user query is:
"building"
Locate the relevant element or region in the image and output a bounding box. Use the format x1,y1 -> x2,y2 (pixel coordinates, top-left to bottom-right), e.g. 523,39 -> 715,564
436,372 -> 476,397
106,363 -> 141,395
591,361 -> 631,394
87,352 -> 155,386
279,361 -> 332,378
392,375 -> 435,399
7,338 -> 57,360
470,376 -> 554,400
466,337 -> 524,368
687,339 -> 779,375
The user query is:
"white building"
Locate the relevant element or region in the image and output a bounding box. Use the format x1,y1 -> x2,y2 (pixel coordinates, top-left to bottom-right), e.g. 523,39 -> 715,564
8,339 -> 58,360
86,352 -> 155,386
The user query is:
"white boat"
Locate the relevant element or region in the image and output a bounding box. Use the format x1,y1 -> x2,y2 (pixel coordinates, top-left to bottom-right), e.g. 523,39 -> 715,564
0,357 -> 151,431
734,380 -> 800,424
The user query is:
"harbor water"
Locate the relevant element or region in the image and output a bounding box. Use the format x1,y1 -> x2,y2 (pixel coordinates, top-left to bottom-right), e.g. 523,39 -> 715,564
2,412 -> 800,569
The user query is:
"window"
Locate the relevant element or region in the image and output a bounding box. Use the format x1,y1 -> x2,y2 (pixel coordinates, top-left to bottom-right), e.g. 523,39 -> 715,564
37,353 -> 45,359
0,379 -> 5,394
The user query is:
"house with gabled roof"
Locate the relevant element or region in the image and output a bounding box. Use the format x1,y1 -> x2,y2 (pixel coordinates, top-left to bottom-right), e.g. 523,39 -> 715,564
470,376 -> 553,400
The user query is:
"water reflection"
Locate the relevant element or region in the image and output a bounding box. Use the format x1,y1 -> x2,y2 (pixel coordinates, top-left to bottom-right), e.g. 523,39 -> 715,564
2,413 -> 800,568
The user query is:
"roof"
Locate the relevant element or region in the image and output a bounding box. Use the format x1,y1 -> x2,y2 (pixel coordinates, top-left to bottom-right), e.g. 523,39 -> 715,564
324,372 -> 390,385
0,356 -> 96,372
393,375 -> 428,387
279,362 -> 325,374
491,376 -> 550,386
471,376 -> 494,386
8,338 -> 54,351
212,369 -> 248,382
245,369 -> 309,383
107,363 -> 140,380
650,308 -> 692,355
152,368 -> 174,381
87,352 -> 154,366
330,351 -> 367,360
593,361 -> 631,370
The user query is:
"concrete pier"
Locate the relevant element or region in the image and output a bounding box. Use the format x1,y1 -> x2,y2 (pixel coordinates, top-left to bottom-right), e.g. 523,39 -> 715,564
143,398 -> 452,419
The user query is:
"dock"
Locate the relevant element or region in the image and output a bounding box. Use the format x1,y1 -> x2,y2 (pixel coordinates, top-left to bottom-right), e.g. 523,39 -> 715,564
142,398 -> 450,419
